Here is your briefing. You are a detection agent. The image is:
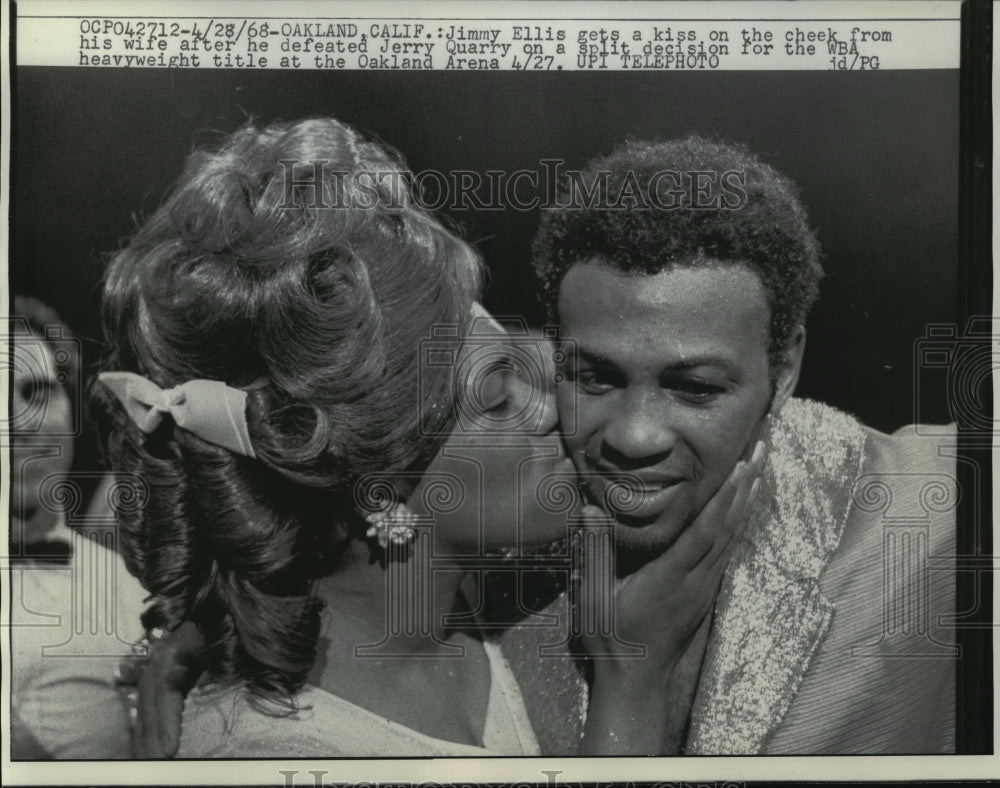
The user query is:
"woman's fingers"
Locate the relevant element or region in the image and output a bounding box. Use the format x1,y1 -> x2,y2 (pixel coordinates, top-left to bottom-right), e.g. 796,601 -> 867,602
660,458 -> 746,574
120,621 -> 203,758
641,438 -> 766,586
137,657 -> 167,758
706,474 -> 761,577
573,435 -> 769,676
155,683 -> 185,757
146,621 -> 203,756
115,656 -> 147,757
705,446 -> 764,570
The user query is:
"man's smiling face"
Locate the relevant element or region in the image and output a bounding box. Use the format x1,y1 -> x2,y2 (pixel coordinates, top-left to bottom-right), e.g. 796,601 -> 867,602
556,258 -> 800,556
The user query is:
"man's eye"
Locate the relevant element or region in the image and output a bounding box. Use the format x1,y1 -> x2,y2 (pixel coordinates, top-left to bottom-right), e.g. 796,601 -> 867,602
669,379 -> 726,403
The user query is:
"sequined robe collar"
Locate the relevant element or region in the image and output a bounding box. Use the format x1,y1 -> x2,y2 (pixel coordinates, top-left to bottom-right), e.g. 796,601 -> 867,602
686,397 -> 867,754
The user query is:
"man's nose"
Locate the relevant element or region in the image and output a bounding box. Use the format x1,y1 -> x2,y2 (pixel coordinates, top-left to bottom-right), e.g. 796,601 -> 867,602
602,386 -> 678,461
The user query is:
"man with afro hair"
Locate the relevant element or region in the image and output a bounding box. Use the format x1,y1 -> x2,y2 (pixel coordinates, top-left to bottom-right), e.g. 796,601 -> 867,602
501,136 -> 956,754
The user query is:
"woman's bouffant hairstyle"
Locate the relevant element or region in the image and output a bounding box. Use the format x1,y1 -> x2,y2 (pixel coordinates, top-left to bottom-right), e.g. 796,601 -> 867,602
533,136 -> 824,371
92,118 -> 483,706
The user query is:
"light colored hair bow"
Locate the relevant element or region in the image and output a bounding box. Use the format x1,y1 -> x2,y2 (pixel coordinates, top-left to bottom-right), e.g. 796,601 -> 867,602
98,371 -> 256,458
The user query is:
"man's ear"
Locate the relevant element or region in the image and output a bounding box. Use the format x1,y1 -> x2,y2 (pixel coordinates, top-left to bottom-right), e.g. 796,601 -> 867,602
770,325 -> 805,415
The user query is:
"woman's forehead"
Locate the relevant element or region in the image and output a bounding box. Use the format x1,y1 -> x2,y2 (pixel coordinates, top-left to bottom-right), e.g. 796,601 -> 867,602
468,301 -> 506,336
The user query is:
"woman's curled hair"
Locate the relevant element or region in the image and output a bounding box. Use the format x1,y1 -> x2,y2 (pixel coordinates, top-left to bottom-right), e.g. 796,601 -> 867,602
92,118 -> 482,706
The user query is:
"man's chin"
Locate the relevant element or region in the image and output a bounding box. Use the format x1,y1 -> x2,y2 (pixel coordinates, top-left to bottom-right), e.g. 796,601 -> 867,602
580,479 -> 697,571
608,516 -> 688,575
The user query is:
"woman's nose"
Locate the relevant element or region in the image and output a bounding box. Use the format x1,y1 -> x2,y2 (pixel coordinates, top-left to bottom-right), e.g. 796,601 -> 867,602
533,385 -> 559,435
523,336 -> 561,435
505,370 -> 559,436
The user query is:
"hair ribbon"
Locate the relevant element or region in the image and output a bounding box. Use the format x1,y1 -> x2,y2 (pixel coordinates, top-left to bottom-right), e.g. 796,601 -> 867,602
98,371 -> 256,457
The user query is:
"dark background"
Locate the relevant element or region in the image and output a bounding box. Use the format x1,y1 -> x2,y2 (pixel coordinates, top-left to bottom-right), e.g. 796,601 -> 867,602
13,67 -> 960,433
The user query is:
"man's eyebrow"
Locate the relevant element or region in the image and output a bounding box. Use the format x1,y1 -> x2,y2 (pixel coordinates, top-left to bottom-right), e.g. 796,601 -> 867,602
574,349 -> 734,371
663,358 -> 736,373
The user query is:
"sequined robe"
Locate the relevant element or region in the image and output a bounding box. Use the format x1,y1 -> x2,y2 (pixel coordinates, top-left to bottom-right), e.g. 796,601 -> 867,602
496,398 -> 957,754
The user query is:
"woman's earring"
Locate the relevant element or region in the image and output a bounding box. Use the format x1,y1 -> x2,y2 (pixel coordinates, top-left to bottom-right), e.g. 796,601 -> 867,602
363,502 -> 417,550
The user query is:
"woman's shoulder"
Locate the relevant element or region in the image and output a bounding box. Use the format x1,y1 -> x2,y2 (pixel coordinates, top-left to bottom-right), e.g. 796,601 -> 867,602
177,683 -> 348,758
177,681 -> 501,758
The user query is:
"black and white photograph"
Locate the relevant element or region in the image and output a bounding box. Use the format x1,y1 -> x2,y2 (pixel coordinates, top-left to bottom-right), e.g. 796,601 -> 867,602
3,0 -> 993,784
